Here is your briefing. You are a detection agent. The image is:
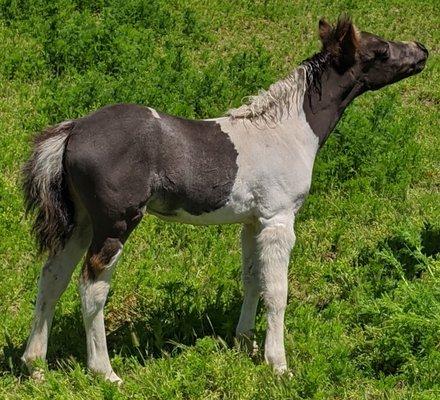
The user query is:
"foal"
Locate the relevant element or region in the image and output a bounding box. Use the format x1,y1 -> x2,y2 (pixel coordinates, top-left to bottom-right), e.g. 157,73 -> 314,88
22,16 -> 428,382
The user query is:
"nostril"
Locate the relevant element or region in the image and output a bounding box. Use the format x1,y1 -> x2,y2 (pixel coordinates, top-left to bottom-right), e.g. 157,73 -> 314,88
415,41 -> 429,56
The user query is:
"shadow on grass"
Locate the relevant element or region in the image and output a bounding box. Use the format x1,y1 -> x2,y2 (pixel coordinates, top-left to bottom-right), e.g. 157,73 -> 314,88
0,308 -> 86,377
354,221 -> 440,299
1,333 -> 26,377
105,281 -> 243,361
1,281 -> 243,376
351,222 -> 440,377
421,222 -> 440,258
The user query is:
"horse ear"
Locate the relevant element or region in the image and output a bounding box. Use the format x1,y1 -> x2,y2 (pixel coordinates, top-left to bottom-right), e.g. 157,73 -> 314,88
319,18 -> 332,45
334,15 -> 360,69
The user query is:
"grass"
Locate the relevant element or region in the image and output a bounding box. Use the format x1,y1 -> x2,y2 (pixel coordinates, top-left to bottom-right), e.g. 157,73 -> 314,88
0,0 -> 439,398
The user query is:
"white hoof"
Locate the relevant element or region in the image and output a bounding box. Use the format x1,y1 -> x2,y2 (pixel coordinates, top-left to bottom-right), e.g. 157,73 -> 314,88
274,364 -> 293,378
104,370 -> 123,385
235,332 -> 259,357
21,356 -> 46,382
30,367 -> 46,382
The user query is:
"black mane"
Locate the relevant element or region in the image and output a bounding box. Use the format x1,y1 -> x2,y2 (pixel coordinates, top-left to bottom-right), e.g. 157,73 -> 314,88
301,51 -> 332,98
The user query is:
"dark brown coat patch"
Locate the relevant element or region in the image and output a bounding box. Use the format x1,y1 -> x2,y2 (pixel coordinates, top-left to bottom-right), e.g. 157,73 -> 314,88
83,238 -> 121,281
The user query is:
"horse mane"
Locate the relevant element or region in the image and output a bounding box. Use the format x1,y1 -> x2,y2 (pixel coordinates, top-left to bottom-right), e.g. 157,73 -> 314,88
226,52 -> 331,125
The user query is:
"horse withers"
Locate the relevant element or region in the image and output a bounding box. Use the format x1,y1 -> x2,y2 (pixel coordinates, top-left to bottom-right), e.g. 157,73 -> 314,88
22,15 -> 428,382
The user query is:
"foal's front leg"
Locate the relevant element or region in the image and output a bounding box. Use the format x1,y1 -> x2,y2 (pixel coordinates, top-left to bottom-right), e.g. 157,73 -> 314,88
257,214 -> 295,373
236,223 -> 260,354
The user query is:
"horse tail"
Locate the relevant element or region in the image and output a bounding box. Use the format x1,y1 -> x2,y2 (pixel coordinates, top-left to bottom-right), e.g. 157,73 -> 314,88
22,121 -> 76,256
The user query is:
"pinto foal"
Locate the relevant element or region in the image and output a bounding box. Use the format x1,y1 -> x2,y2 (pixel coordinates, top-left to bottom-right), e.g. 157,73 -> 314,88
22,16 -> 428,382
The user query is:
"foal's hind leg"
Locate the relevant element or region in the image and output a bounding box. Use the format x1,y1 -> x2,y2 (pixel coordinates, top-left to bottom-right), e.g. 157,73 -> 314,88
236,223 -> 260,355
79,237 -> 122,383
22,219 -> 91,378
79,217 -> 141,384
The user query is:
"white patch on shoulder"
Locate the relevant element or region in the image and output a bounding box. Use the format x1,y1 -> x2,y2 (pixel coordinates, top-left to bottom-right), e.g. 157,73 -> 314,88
213,110 -> 319,220
148,107 -> 161,119
150,108 -> 319,226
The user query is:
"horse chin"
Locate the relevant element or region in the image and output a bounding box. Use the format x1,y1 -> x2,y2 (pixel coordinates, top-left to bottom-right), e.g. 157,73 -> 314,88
397,61 -> 426,81
414,58 -> 427,73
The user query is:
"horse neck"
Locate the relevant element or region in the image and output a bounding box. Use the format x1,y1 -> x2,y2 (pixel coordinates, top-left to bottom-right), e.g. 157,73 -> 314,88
302,65 -> 364,146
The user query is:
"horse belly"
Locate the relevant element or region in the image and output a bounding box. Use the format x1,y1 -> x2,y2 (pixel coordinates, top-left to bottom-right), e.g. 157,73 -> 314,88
148,206 -> 250,225
145,185 -> 254,225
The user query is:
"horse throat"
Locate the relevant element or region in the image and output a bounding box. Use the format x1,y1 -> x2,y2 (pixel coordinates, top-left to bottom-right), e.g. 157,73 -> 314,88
303,66 -> 364,146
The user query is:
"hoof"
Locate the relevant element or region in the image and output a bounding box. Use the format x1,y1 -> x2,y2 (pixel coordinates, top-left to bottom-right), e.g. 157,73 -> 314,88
274,364 -> 293,378
21,356 -> 46,382
30,368 -> 46,382
235,332 -> 259,357
105,371 -> 123,385
89,362 -> 122,385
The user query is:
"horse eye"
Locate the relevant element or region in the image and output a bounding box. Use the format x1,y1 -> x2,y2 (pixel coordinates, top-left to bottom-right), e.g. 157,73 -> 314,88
376,44 -> 390,60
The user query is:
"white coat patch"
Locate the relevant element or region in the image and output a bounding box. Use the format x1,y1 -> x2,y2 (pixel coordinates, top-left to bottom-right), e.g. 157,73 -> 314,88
148,107 -> 161,119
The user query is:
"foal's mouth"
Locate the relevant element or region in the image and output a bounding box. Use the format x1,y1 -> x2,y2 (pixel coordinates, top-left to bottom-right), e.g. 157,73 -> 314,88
414,58 -> 427,72
404,57 -> 427,77
412,42 -> 429,74
405,60 -> 427,77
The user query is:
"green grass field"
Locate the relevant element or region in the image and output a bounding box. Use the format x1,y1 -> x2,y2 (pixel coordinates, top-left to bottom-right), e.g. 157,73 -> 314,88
0,0 -> 439,398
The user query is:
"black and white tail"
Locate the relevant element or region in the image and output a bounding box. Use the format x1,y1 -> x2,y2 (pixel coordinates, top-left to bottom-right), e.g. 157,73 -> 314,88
22,121 -> 76,256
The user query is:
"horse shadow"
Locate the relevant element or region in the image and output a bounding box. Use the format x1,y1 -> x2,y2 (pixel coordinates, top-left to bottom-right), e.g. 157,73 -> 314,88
1,280 -> 244,376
